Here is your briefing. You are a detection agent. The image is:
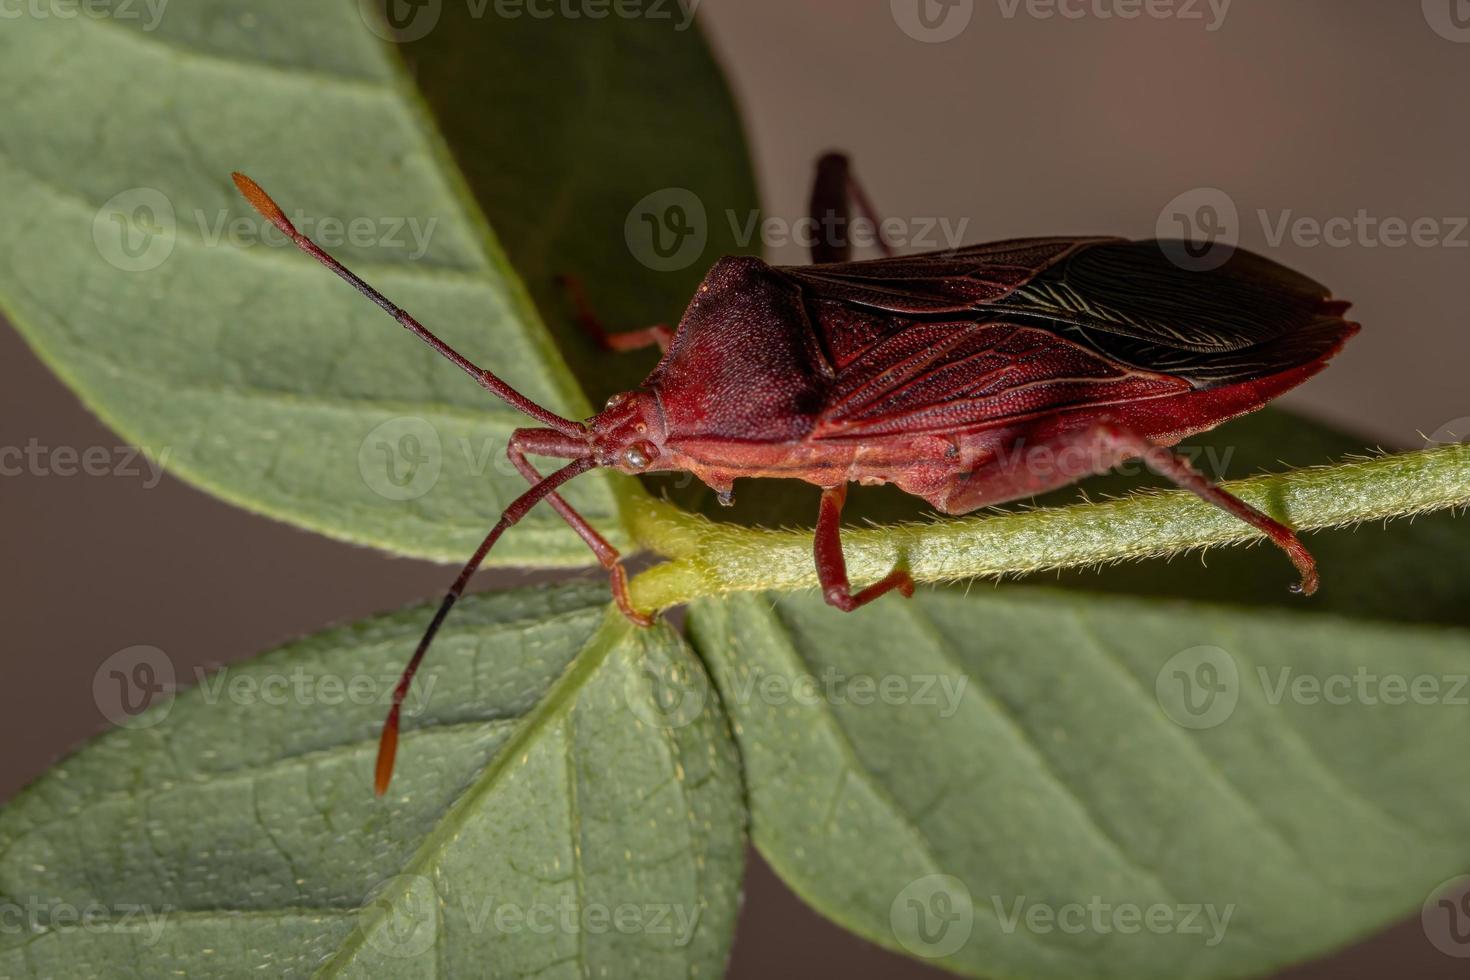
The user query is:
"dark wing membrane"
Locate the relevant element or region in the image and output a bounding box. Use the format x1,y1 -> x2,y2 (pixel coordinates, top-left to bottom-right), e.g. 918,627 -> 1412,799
796,239 -> 1357,440
780,237 -> 1117,316
994,240 -> 1357,386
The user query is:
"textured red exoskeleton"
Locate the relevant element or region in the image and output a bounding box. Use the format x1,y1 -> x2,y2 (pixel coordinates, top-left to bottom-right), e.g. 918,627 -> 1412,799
232,154 -> 1358,793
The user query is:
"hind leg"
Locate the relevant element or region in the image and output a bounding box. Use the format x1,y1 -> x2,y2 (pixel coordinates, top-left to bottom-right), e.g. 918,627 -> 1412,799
809,152 -> 894,264
937,421 -> 1318,594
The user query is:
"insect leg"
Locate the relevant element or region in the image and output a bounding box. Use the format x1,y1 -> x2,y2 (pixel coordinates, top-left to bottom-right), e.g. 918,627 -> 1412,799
1098,423 -> 1320,595
814,484 -> 915,612
809,152 -> 894,264
557,274 -> 673,353
375,455 -> 597,796
508,429 -> 653,626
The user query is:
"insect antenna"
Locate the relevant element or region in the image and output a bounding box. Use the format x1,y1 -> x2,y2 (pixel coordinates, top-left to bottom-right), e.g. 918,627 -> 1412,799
230,173 -> 585,438
375,454 -> 598,796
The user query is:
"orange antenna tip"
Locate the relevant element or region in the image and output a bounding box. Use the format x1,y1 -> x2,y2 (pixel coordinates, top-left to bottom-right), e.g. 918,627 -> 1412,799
374,717 -> 400,796
231,172 -> 298,237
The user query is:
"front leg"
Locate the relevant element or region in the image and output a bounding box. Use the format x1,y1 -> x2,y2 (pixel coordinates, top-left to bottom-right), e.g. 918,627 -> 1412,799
508,429 -> 652,625
557,274 -> 673,353
815,484 -> 915,611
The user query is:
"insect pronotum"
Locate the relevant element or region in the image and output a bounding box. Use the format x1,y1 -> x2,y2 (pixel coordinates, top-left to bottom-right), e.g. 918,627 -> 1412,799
232,155 -> 1357,793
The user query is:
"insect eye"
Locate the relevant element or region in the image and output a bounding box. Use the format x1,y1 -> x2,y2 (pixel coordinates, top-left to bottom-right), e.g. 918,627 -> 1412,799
605,392 -> 630,410
622,443 -> 657,470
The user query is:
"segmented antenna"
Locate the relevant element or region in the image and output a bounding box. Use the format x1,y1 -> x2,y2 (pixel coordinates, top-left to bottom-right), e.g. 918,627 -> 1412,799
231,173 -> 586,438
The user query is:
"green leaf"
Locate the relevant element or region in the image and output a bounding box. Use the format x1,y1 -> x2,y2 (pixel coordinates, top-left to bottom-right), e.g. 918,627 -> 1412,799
397,3 -> 759,409
0,1 -> 754,566
688,588 -> 1470,979
0,586 -> 745,978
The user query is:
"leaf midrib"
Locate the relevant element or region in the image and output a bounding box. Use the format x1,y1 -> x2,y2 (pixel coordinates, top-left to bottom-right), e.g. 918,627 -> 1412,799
314,610 -> 630,976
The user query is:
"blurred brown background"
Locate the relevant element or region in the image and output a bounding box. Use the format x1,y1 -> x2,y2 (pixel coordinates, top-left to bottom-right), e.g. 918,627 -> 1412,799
3,1 -> 1467,976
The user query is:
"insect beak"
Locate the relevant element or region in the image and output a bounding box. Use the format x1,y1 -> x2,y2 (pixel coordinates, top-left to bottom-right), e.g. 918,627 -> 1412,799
512,427 -> 597,461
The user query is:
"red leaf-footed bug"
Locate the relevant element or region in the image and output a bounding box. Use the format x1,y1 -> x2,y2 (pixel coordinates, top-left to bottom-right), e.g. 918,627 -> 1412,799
232,154 -> 1357,794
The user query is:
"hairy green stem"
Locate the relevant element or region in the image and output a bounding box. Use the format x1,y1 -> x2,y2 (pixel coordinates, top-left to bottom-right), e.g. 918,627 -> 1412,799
623,445 -> 1470,612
